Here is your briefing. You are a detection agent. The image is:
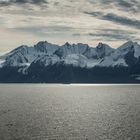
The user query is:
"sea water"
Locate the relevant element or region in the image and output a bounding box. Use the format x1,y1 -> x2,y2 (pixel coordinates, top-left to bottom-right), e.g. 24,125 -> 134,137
0,84 -> 139,140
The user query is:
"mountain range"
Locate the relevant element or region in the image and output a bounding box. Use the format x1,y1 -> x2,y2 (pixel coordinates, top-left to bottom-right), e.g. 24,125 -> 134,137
0,41 -> 140,83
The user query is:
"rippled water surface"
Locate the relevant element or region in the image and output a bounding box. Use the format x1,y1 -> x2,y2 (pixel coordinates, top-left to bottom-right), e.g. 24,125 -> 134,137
0,84 -> 140,140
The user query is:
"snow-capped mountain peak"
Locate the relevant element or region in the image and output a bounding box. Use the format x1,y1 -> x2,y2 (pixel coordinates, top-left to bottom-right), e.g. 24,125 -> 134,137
34,41 -> 59,54
0,40 -> 140,69
95,42 -> 115,58
64,42 -> 71,46
118,41 -> 134,50
11,45 -> 29,53
117,41 -> 140,58
54,43 -> 89,58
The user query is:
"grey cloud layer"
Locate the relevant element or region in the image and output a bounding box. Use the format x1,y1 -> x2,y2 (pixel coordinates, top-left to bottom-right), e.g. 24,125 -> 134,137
2,0 -> 139,10
95,0 -> 140,12
11,25 -> 74,36
0,0 -> 48,5
104,13 -> 140,29
88,29 -> 138,41
86,12 -> 140,29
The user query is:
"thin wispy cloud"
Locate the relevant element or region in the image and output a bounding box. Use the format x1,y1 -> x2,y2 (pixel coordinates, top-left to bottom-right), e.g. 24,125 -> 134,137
88,29 -> 138,41
11,25 -> 75,36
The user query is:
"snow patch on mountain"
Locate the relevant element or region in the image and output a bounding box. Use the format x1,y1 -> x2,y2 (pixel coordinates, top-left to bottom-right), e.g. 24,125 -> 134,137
0,59 -> 5,68
95,43 -> 115,58
55,42 -> 89,58
34,54 -> 60,67
64,54 -> 88,68
117,41 -> 140,58
86,59 -> 102,68
98,57 -> 127,67
136,76 -> 140,80
34,41 -> 59,55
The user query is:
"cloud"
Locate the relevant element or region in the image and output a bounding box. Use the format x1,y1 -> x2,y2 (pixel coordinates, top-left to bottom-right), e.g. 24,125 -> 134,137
85,12 -> 140,29
116,0 -> 140,12
11,25 -> 75,36
0,0 -> 48,5
117,0 -> 134,7
87,29 -> 138,41
84,11 -> 102,17
103,13 -> 140,29
87,0 -> 140,13
11,0 -> 48,4
0,0 -> 140,51
11,25 -> 139,42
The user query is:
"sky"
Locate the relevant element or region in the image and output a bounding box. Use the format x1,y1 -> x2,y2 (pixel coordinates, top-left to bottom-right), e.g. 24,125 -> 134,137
0,0 -> 140,52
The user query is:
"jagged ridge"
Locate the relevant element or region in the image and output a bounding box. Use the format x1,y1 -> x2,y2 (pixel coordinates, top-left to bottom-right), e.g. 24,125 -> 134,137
0,40 -> 140,83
